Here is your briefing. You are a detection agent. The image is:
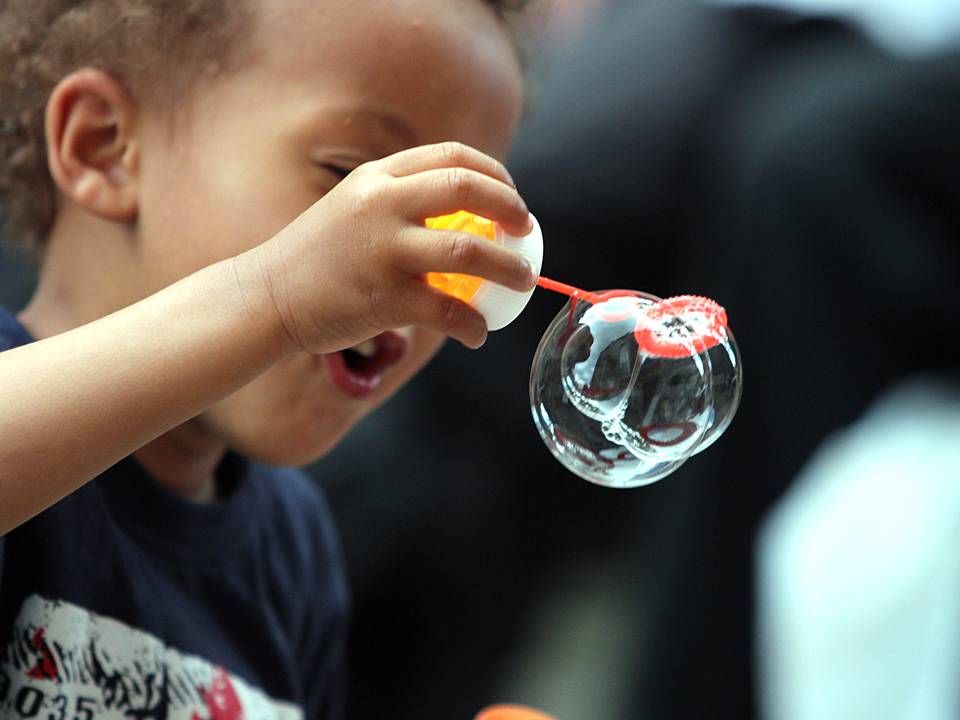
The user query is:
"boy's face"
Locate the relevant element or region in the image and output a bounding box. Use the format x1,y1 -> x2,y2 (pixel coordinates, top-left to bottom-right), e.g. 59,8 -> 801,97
134,0 -> 524,463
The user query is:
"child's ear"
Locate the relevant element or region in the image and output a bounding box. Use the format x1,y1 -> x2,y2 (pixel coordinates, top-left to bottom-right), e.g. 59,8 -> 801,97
45,68 -> 140,222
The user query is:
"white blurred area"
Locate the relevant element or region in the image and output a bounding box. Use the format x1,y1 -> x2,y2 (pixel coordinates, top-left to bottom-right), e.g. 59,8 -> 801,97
758,379 -> 960,720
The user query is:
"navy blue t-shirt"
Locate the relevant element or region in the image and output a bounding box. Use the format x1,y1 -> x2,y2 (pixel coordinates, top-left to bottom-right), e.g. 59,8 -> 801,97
0,308 -> 349,720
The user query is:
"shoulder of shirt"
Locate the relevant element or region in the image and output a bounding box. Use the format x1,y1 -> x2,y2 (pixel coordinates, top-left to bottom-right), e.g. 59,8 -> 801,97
0,306 -> 33,351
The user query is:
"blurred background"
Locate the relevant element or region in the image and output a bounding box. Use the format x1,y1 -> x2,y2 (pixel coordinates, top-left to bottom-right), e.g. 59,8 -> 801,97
3,0 -> 960,718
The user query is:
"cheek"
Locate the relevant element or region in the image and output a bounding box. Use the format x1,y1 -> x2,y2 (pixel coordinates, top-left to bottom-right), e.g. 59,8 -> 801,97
203,331 -> 446,463
203,358 -> 359,463
137,130 -> 318,287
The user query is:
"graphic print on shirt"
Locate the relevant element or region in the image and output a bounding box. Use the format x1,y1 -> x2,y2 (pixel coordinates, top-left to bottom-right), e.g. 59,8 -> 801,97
0,594 -> 303,720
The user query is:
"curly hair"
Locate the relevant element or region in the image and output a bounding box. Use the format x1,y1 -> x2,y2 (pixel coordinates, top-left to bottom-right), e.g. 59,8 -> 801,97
0,0 -> 533,255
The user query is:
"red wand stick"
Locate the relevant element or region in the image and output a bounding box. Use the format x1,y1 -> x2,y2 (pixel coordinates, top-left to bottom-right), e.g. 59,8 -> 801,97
535,276 -> 603,305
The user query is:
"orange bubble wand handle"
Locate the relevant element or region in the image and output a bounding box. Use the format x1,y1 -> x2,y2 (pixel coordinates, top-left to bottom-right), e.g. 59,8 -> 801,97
475,704 -> 558,720
535,276 -> 603,305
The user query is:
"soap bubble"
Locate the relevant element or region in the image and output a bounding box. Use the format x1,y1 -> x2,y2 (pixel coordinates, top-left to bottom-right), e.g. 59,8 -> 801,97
530,290 -> 742,488
559,293 -> 651,421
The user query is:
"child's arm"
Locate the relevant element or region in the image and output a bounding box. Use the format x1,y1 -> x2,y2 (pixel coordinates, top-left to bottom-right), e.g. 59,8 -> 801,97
0,142 -> 534,535
0,257 -> 284,535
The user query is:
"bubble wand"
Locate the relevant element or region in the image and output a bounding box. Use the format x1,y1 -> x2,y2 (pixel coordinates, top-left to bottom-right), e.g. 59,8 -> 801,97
427,211 -> 742,489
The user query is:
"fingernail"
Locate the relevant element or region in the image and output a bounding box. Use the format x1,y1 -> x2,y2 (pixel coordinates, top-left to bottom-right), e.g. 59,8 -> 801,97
475,323 -> 489,348
524,211 -> 534,233
523,259 -> 538,287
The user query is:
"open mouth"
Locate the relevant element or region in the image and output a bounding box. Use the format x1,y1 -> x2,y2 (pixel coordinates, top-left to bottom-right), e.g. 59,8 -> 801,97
324,331 -> 409,399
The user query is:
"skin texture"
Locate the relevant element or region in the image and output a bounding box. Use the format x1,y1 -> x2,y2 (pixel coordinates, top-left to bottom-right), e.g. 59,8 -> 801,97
5,0 -> 527,514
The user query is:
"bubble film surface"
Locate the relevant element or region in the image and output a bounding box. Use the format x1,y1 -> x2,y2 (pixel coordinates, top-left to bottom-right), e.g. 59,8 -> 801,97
530,290 -> 742,488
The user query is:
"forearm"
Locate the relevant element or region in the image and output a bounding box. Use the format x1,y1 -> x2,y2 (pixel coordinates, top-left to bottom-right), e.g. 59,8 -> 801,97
0,250 -> 286,535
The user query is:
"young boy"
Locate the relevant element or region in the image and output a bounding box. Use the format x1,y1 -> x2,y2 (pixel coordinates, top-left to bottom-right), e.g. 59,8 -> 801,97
0,1 -> 537,717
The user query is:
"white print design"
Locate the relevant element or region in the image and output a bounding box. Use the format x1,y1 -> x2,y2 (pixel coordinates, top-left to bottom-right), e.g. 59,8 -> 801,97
0,594 -> 303,720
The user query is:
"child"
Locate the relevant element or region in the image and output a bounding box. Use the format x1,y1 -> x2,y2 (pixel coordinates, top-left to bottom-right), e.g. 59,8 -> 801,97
0,1 -> 537,718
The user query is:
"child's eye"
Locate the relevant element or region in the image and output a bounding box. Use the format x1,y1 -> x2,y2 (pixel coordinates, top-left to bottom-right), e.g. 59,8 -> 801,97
318,164 -> 354,182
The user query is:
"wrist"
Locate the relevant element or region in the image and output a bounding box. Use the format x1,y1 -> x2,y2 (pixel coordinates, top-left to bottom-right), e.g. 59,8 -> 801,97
228,247 -> 300,358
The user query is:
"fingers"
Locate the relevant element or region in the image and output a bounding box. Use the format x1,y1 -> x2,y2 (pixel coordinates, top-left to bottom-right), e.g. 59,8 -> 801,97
358,142 -> 531,234
337,142 -> 536,349
388,281 -> 489,349
379,141 -> 516,188
395,168 -> 533,238
394,227 -> 537,292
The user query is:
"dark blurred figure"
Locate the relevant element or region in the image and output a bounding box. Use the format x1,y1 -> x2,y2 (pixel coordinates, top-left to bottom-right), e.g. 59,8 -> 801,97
630,35 -> 960,720
737,31 -> 960,716
509,1 -> 960,719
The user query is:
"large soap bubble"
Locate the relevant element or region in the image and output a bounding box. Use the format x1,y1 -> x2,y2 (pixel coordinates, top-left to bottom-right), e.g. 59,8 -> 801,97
530,290 -> 742,488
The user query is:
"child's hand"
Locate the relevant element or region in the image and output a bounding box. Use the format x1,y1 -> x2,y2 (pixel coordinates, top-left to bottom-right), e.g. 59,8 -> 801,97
248,142 -> 536,354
